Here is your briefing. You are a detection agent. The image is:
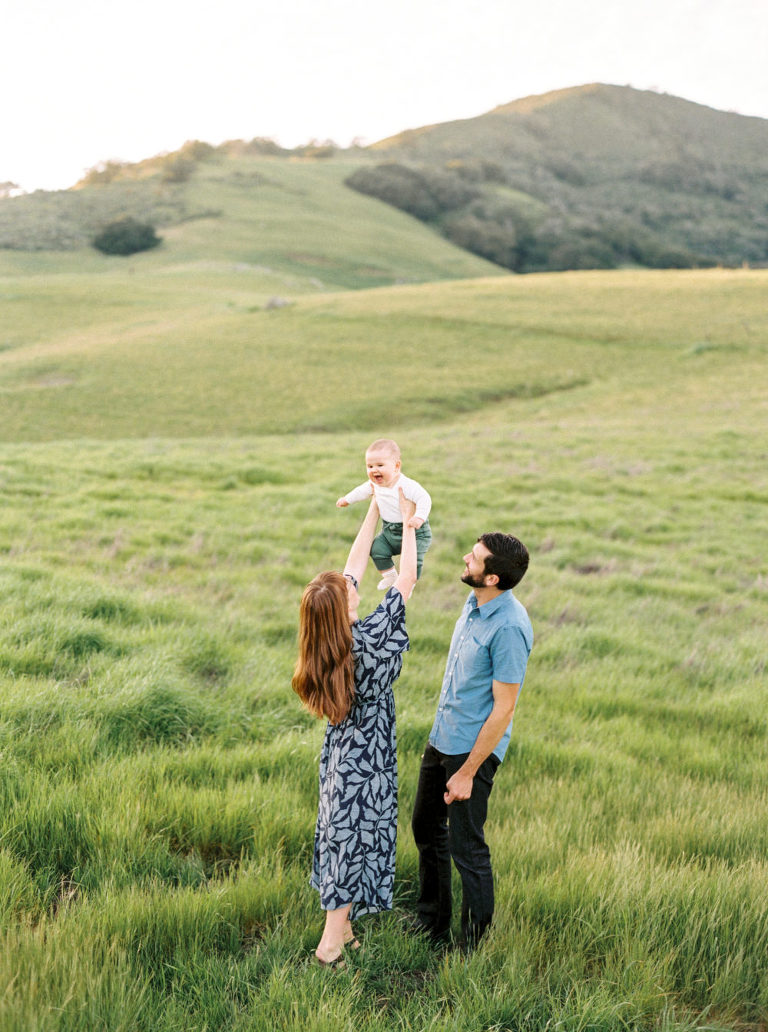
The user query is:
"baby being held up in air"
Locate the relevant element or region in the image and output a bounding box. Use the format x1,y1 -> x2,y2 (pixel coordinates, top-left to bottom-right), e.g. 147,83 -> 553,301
336,438 -> 432,589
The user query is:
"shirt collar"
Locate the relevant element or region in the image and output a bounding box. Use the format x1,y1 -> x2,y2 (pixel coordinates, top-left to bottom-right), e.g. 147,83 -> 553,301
468,590 -> 509,619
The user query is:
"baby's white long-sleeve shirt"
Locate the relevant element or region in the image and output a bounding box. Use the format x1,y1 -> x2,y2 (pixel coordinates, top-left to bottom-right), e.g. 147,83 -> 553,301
343,474 -> 432,523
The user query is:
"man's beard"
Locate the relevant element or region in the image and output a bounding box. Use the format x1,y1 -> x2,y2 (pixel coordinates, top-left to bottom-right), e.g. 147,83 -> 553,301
461,571 -> 485,588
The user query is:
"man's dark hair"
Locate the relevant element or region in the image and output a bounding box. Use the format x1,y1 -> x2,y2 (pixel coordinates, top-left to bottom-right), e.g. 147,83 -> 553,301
479,533 -> 529,590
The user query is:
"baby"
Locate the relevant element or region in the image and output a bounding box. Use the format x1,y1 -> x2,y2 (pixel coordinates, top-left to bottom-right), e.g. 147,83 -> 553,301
336,438 -> 432,589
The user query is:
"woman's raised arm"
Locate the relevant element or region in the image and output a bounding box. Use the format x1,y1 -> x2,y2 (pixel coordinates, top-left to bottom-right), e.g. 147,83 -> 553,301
343,497 -> 380,587
394,488 -> 417,600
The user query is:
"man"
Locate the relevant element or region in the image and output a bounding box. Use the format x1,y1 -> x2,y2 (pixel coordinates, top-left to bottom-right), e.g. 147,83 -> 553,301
411,532 -> 533,949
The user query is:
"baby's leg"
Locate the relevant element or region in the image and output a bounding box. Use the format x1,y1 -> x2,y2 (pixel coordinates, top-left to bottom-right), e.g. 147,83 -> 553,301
371,525 -> 401,589
370,530 -> 396,572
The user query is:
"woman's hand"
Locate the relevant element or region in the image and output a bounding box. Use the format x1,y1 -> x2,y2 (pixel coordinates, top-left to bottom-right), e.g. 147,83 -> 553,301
394,489 -> 418,600
398,488 -> 416,522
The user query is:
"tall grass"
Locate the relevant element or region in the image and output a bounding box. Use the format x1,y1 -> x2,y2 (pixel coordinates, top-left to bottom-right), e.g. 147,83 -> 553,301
0,269 -> 766,1028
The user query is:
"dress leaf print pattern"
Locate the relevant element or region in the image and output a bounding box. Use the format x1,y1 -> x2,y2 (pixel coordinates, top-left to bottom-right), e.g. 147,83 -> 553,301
311,588 -> 409,918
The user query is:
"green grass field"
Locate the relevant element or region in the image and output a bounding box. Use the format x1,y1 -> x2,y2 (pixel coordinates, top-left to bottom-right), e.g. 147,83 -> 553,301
0,253 -> 766,1030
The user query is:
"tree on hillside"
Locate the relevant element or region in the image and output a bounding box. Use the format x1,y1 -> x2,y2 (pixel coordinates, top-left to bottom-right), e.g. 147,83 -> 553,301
92,217 -> 161,256
160,155 -> 196,183
78,161 -> 129,187
292,138 -> 338,158
345,163 -> 477,221
178,140 -> 216,161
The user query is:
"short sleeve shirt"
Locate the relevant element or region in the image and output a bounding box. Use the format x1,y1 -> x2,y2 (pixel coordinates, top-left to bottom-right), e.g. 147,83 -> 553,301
429,590 -> 533,762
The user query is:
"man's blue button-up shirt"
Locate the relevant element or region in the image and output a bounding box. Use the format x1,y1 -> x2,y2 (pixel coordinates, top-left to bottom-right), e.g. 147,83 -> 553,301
429,589 -> 533,762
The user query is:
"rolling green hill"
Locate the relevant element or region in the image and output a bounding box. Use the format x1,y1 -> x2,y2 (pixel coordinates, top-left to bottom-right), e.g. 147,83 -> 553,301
357,83 -> 768,271
4,84 -> 768,281
375,83 -> 768,171
2,265 -> 766,442
0,155 -> 499,290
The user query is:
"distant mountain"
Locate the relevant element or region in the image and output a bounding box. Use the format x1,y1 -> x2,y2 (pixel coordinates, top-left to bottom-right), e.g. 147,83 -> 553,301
4,84 -> 767,276
347,84 -> 768,271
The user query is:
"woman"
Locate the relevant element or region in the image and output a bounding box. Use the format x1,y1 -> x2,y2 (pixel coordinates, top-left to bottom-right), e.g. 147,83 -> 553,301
293,490 -> 418,966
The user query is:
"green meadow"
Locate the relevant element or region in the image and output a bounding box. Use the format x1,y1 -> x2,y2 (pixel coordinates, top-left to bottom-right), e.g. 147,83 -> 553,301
0,237 -> 767,1030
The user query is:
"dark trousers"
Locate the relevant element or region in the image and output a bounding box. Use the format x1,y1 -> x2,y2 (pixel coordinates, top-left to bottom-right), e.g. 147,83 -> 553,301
411,743 -> 500,946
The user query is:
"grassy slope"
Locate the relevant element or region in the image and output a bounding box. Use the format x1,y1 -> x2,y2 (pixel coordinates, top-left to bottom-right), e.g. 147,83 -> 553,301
2,265 -> 766,441
0,155 -> 500,289
0,267 -> 767,1029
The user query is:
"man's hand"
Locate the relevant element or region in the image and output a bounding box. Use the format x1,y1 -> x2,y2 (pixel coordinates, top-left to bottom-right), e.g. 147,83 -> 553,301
444,769 -> 474,804
336,498 -> 349,508
443,681 -> 519,805
407,515 -> 424,529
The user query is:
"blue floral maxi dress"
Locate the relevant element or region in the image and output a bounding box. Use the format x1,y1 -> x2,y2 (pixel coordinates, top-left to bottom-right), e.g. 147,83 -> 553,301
311,588 -> 409,917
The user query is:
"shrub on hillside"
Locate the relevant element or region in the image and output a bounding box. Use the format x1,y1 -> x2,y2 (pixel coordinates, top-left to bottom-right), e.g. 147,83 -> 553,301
92,217 -> 161,256
245,137 -> 287,156
219,138 -> 291,158
520,219 -> 619,271
296,140 -> 338,159
633,238 -> 706,269
443,214 -> 520,269
445,159 -> 506,184
522,216 -> 709,272
346,164 -> 441,219
0,182 -> 195,251
345,163 -> 478,220
423,168 -> 480,212
178,140 -> 216,162
546,158 -> 588,186
546,235 -> 618,271
160,155 -> 196,183
78,161 -> 130,187
442,197 -> 536,270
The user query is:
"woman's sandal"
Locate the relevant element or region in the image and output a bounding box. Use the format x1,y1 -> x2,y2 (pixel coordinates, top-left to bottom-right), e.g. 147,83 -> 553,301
314,928 -> 360,967
315,952 -> 346,969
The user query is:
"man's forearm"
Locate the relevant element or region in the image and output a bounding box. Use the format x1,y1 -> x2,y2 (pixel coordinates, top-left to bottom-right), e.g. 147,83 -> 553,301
444,687 -> 519,804
459,706 -> 514,777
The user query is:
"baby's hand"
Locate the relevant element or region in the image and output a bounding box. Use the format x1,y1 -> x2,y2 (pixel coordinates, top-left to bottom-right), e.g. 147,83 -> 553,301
408,515 -> 424,529
336,498 -> 349,508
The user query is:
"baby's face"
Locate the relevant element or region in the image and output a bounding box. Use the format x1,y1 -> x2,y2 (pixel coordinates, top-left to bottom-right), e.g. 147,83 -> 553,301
365,448 -> 401,488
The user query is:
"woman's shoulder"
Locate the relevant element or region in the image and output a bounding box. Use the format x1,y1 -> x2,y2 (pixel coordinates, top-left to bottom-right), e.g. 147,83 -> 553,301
364,587 -> 405,625
352,588 -> 408,654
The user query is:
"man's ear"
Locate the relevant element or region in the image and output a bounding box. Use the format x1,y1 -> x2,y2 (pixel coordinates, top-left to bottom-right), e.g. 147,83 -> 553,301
484,572 -> 500,588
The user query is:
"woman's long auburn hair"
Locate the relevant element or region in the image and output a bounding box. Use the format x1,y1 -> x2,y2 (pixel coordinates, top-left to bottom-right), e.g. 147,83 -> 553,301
292,571 -> 355,725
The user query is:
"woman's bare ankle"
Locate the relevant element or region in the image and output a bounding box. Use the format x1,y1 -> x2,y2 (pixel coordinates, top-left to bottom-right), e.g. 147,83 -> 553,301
316,933 -> 344,963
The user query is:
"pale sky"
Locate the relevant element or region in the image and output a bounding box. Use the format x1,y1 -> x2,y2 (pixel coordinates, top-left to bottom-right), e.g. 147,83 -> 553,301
3,0 -> 767,192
